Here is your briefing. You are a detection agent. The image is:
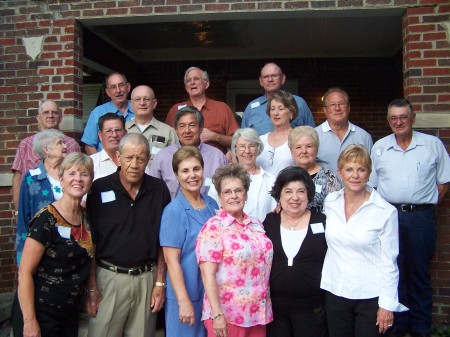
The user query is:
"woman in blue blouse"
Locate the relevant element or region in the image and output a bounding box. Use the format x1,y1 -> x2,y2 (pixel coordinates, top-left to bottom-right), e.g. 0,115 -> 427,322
16,129 -> 68,265
160,146 -> 218,337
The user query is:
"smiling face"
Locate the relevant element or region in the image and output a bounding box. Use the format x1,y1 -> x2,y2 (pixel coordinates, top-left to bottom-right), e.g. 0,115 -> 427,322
269,99 -> 293,128
130,85 -> 157,120
184,68 -> 209,98
60,164 -> 93,199
45,137 -> 67,160
338,161 -> 369,194
37,100 -> 62,130
235,137 -> 258,167
259,63 -> 286,94
218,177 -> 247,219
98,119 -> 126,155
176,113 -> 202,147
279,180 -> 309,218
116,141 -> 149,186
290,135 -> 318,171
387,106 -> 415,139
176,157 -> 204,196
105,74 -> 131,107
323,91 -> 350,126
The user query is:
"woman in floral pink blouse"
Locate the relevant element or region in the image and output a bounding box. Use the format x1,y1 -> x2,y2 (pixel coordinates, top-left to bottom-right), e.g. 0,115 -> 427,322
195,164 -> 274,337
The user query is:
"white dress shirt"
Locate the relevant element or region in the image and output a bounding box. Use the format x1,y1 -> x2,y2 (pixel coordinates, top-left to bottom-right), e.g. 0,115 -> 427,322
321,186 -> 407,312
90,149 -> 118,181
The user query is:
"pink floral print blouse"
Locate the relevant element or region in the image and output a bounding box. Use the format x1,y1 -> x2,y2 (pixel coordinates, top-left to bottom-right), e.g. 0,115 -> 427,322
195,210 -> 274,327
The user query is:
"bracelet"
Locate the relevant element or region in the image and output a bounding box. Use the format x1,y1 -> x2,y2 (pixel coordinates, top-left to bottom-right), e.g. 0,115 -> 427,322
85,288 -> 97,293
212,313 -> 224,320
155,281 -> 166,287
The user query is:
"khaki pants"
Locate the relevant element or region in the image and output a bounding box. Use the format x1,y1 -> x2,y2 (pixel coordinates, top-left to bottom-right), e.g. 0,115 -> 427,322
87,266 -> 157,337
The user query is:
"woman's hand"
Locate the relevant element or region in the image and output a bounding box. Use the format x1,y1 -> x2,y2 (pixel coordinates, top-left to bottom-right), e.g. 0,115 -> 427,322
85,288 -> 102,317
178,298 -> 195,326
213,315 -> 228,337
23,318 -> 41,337
376,307 -> 393,334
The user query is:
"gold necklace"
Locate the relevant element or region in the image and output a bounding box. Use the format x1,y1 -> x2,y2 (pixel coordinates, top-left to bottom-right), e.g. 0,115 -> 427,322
281,210 -> 308,231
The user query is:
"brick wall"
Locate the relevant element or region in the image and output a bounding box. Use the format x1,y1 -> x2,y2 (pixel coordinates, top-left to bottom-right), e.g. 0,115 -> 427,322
0,0 -> 449,324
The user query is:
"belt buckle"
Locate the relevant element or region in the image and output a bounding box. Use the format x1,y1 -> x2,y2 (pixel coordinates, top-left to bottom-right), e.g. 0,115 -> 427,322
401,204 -> 413,212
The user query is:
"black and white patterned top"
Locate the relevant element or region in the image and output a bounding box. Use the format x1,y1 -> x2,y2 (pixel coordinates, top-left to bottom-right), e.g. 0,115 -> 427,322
309,167 -> 341,213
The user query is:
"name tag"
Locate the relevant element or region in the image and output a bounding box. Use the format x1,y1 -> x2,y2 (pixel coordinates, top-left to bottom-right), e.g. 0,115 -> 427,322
101,190 -> 116,203
311,222 -> 325,234
29,168 -> 42,176
151,147 -> 161,155
315,184 -> 322,194
376,149 -> 382,156
57,225 -> 71,239
204,178 -> 212,187
251,101 -> 260,109
178,104 -> 187,110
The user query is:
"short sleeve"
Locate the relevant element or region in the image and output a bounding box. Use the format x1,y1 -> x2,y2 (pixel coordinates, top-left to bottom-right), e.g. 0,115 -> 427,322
160,201 -> 188,249
28,211 -> 55,248
195,217 -> 223,264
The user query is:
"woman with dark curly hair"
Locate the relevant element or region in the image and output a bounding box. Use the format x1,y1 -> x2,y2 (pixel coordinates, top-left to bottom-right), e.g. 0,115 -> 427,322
264,166 -> 327,337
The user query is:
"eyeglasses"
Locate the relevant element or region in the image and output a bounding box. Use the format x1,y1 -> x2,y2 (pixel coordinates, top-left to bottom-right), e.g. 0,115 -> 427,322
261,74 -> 281,82
132,97 -> 152,103
221,188 -> 245,197
268,148 -> 275,167
185,76 -> 205,84
40,111 -> 61,116
387,114 -> 412,123
236,144 -> 258,152
103,128 -> 124,135
108,82 -> 127,91
325,102 -> 348,110
177,122 -> 199,130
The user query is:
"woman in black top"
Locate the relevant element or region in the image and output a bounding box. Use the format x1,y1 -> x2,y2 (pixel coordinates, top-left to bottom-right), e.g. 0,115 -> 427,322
13,153 -> 94,337
264,166 -> 327,337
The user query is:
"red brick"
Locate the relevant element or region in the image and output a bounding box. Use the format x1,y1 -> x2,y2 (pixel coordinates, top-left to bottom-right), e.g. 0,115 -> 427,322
154,5 -> 177,13
43,44 -> 62,51
46,92 -> 61,100
205,3 -> 230,10
106,8 -> 129,15
82,9 -> 105,17
424,67 -> 450,76
407,6 -> 435,15
438,95 -> 450,102
423,32 -> 447,41
408,59 -> 437,67
406,41 -> 433,50
94,1 -> 119,8
408,24 -> 436,33
38,68 -> 54,75
424,50 -> 450,58
0,39 -> 15,46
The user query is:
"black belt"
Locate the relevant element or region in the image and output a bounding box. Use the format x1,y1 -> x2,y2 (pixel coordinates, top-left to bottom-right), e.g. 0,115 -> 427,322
97,259 -> 155,275
391,203 -> 433,212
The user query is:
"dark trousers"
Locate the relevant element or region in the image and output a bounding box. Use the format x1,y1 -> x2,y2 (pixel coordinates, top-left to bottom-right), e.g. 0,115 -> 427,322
394,208 -> 435,334
325,292 -> 381,337
267,299 -> 327,337
11,292 -> 79,337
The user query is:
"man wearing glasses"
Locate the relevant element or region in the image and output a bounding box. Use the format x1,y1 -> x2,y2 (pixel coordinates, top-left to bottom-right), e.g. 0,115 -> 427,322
165,67 -> 239,154
89,113 -> 127,180
369,98 -> 450,337
126,85 -> 177,166
242,62 -> 315,135
11,99 -> 80,213
82,72 -> 134,155
315,87 -> 373,176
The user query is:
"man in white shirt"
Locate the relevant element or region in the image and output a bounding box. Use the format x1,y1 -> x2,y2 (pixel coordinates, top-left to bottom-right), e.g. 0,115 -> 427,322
315,87 -> 373,177
370,98 -> 450,337
90,113 -> 127,180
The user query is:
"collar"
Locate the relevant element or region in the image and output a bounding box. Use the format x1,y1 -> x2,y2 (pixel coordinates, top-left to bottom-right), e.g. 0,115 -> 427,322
110,168 -> 154,196
217,209 -> 265,232
385,131 -> 421,152
321,120 -> 355,133
186,97 -> 211,111
107,100 -> 134,116
328,185 -> 387,209
32,161 -> 48,181
99,149 -> 116,164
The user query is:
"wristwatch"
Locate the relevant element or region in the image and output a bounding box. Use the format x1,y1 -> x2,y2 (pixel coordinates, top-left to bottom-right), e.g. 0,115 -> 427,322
155,281 -> 166,287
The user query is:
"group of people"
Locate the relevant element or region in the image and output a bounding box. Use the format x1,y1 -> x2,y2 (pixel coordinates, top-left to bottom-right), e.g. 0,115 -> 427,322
9,62 -> 450,337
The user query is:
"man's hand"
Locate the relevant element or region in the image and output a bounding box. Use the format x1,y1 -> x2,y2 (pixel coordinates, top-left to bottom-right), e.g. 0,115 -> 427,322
200,128 -> 216,143
85,288 -> 102,317
150,286 -> 165,313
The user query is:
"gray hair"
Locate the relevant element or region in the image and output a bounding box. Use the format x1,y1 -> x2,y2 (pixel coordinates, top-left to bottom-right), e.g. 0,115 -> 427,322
33,129 -> 65,159
288,126 -> 320,151
231,128 -> 264,158
118,133 -> 150,156
183,67 -> 210,84
212,163 -> 250,194
174,106 -> 204,129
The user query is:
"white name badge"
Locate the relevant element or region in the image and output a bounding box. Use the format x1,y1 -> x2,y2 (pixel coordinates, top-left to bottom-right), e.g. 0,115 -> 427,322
57,225 -> 71,239
151,147 -> 161,155
311,222 -> 325,234
178,104 -> 187,110
29,168 -> 42,176
376,149 -> 382,156
204,178 -> 212,187
251,101 -> 260,109
101,190 -> 116,203
315,184 -> 322,194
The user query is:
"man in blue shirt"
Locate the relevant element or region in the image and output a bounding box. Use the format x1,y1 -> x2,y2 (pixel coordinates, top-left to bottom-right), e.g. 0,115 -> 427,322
82,73 -> 134,154
242,62 -> 315,135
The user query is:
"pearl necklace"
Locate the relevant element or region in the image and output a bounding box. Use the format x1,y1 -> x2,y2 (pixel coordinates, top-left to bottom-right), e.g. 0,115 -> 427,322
281,210 -> 308,231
